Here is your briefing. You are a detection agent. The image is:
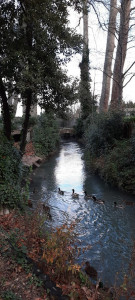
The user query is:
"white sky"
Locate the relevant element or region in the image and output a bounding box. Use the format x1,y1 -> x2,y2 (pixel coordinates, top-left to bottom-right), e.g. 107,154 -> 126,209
67,4 -> 135,104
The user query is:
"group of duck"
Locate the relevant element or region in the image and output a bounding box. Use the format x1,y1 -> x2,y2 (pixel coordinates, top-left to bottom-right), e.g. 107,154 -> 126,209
58,188 -> 105,204
58,188 -> 135,207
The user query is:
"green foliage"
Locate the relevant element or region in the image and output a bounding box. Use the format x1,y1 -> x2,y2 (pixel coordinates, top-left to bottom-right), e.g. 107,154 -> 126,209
123,101 -> 135,108
84,113 -> 135,193
0,0 -> 82,148
84,112 -> 124,157
0,117 -> 3,129
79,271 -> 89,285
0,131 -> 28,209
100,139 -> 135,192
124,116 -> 135,123
0,0 -> 82,113
79,45 -> 96,119
74,117 -> 84,138
33,113 -> 59,156
12,117 -> 37,131
2,290 -> 21,300
28,274 -> 43,288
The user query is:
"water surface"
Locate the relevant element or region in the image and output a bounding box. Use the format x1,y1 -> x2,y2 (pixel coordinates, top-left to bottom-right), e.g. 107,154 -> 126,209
30,140 -> 135,287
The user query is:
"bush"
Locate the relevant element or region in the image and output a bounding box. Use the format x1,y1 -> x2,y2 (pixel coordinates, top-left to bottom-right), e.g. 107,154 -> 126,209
32,113 -> 59,156
84,112 -> 124,157
84,113 -> 135,193
74,117 -> 84,138
98,139 -> 135,193
0,131 -> 27,209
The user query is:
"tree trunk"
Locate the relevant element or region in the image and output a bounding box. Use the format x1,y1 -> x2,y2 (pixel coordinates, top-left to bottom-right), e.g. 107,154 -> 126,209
110,0 -> 131,110
20,90 -> 32,154
23,103 -> 37,117
79,0 -> 93,119
20,12 -> 33,154
99,0 -> 117,113
0,77 -> 11,140
8,93 -> 19,117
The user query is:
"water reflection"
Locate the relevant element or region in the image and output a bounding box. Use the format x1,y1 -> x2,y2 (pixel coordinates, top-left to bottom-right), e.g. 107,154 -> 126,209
30,140 -> 135,287
54,142 -> 85,192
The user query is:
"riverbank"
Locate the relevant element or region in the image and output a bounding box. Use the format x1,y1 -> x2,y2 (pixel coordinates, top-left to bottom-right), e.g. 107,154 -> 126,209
85,138 -> 135,195
82,113 -> 135,195
0,209 -> 114,300
1,140 -> 135,299
21,141 -> 58,170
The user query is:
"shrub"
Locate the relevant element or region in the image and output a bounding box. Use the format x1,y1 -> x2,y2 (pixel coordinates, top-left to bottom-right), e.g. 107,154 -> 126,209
0,131 -> 28,209
100,140 -> 135,192
32,113 -> 59,156
74,117 -> 84,138
84,112 -> 124,157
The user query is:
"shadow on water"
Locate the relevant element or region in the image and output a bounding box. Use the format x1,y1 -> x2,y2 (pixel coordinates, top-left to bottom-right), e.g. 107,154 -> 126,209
30,140 -> 135,287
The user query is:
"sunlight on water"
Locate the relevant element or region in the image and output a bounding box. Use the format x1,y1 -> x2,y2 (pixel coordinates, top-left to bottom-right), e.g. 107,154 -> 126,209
30,140 -> 135,287
54,143 -> 85,192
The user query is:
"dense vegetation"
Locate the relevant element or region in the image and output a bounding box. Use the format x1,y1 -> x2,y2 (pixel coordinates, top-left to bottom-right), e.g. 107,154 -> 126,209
0,0 -> 83,208
0,0 -> 82,152
81,112 -> 135,194
0,131 -> 28,209
32,113 -> 59,156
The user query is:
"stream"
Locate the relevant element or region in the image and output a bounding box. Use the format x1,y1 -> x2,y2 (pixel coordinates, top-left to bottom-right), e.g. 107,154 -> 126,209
30,140 -> 135,287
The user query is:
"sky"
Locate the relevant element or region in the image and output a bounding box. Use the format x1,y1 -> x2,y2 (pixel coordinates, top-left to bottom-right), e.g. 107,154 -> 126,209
67,4 -> 135,105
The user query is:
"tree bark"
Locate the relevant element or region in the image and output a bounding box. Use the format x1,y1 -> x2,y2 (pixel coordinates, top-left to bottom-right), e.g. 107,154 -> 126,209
20,90 -> 32,154
19,10 -> 33,154
0,77 -> 11,140
110,0 -> 131,110
99,0 -> 117,113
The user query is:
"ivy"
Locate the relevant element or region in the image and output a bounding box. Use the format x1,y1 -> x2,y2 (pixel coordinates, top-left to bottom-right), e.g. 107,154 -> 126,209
0,131 -> 28,209
32,113 -> 59,156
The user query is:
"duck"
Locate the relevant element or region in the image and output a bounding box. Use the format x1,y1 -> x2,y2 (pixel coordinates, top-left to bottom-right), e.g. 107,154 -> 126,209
84,190 -> 93,199
58,187 -> 64,195
92,195 -> 97,202
92,195 -> 105,204
72,189 -> 79,199
42,204 -> 52,220
84,261 -> 98,280
114,202 -> 124,209
96,199 -> 105,204
98,281 -> 112,293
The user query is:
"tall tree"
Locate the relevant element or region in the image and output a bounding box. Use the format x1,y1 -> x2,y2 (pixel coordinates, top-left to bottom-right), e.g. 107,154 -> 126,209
79,0 -> 93,119
110,0 -> 131,110
0,1 -> 18,139
0,0 -> 82,152
99,0 -> 118,112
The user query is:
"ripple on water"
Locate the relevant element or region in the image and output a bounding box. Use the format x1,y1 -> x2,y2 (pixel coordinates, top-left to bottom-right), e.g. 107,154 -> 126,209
30,141 -> 135,287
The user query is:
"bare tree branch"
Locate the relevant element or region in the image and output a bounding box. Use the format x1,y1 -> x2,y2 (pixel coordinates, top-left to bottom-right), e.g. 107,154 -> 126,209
90,2 -> 104,28
123,61 -> 135,76
123,74 -> 135,87
130,6 -> 135,12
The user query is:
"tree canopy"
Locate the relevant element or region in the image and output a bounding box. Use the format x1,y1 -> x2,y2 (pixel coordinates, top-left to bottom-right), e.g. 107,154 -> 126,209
0,0 -> 83,151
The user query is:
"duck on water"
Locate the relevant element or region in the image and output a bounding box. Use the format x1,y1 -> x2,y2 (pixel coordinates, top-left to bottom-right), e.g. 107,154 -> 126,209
58,187 -> 64,195
72,189 -> 79,199
84,191 -> 105,204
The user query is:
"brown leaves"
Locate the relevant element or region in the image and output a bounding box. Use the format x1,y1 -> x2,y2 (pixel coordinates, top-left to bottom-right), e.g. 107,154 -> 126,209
0,210 -> 104,300
25,141 -> 36,156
